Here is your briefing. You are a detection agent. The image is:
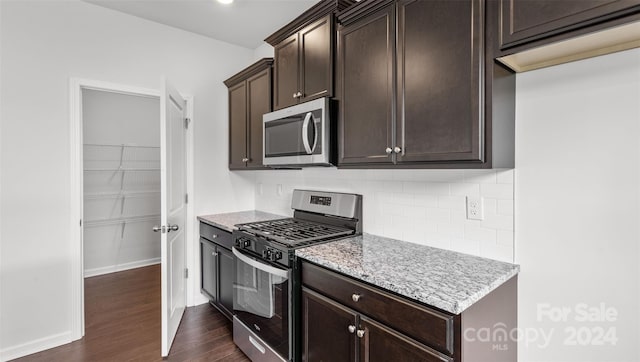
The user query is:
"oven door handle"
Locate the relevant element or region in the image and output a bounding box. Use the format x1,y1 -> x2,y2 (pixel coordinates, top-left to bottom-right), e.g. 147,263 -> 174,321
301,112 -> 313,154
232,247 -> 290,279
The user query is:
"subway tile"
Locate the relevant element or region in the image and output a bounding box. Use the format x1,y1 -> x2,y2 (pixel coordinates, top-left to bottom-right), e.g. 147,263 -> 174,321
496,169 -> 515,184
381,202 -> 403,216
393,192 -> 415,205
481,213 -> 514,231
451,238 -> 481,256
413,194 -> 439,208
464,170 -> 497,184
482,198 -> 498,215
450,183 -> 480,196
403,181 -> 427,194
480,183 -> 514,199
464,225 -> 497,243
438,222 -> 464,238
402,205 -> 427,218
438,195 -> 466,211
426,208 -> 451,223
497,199 -> 514,216
480,240 -> 514,263
497,230 -> 514,246
411,170 -> 466,182
423,182 -> 450,195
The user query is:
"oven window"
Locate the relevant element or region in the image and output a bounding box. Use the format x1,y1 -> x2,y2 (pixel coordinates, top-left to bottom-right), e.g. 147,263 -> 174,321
234,251 -> 290,358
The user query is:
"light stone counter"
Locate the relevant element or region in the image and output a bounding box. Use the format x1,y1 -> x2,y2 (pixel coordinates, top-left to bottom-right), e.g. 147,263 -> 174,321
296,233 -> 519,315
198,210 -> 287,232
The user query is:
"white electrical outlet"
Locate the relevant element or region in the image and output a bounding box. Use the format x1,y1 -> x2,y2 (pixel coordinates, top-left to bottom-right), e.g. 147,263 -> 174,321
466,196 -> 484,220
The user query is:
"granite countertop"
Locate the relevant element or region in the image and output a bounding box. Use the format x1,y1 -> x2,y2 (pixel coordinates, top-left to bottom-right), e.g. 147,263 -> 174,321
296,233 -> 519,315
198,210 -> 287,232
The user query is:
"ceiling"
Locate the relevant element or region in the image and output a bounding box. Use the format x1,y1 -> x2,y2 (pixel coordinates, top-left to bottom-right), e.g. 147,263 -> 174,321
84,0 -> 317,49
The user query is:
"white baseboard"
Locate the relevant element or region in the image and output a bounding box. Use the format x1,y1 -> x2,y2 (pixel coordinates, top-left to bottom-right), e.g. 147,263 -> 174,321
84,258 -> 160,278
193,292 -> 210,307
0,331 -> 73,362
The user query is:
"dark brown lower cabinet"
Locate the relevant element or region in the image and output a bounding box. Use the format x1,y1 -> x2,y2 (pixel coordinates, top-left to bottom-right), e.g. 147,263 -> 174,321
199,222 -> 234,320
302,288 -> 357,362
301,260 -> 517,362
302,287 -> 450,362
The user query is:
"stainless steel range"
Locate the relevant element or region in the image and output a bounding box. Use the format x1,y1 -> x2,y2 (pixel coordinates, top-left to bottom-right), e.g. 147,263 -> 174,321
232,189 -> 362,362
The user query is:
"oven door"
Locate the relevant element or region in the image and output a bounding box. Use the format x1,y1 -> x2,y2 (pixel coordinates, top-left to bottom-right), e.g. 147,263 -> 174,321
233,247 -> 291,359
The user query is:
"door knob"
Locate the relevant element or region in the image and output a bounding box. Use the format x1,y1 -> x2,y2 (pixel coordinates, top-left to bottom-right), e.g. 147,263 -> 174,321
167,224 -> 179,232
394,146 -> 402,154
385,147 -> 392,155
152,225 -> 164,233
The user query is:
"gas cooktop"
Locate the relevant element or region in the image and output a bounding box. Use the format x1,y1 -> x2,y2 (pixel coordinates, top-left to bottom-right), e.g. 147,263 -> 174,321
236,218 -> 354,248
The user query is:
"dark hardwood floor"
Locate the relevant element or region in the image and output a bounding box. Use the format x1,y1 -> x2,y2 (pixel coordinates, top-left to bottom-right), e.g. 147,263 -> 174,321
12,264 -> 249,362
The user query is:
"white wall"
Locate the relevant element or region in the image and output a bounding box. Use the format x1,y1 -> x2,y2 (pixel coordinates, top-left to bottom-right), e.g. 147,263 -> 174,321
254,168 -> 515,263
253,42 -> 275,60
0,1 -> 256,359
515,48 -> 640,361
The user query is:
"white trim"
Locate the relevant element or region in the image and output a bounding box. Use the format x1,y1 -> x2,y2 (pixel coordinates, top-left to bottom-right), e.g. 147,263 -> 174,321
183,95 -> 197,307
83,258 -> 161,278
0,331 -> 73,362
69,78 -> 195,346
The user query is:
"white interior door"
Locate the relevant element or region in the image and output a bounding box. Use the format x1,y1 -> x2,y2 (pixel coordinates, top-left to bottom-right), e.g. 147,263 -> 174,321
159,78 -> 187,357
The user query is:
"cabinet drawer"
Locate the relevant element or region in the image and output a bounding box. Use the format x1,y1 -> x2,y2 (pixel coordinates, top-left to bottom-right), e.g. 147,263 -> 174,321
301,261 -> 456,355
199,222 -> 233,249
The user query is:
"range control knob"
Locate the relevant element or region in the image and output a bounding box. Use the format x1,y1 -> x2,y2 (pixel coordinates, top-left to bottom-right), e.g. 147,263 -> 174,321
243,239 -> 251,248
274,251 -> 283,261
263,249 -> 272,259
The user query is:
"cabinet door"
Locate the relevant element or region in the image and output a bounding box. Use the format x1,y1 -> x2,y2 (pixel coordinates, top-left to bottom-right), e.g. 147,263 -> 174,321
228,81 -> 248,169
338,5 -> 395,165
358,316 -> 452,362
302,288 -> 357,362
299,15 -> 333,102
246,68 -> 272,169
217,246 -> 234,320
396,0 -> 482,164
274,33 -> 300,110
200,239 -> 217,302
500,0 -> 640,49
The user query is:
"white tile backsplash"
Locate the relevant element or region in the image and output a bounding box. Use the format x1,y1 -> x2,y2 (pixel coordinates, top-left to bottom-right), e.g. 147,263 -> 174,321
253,168 -> 515,262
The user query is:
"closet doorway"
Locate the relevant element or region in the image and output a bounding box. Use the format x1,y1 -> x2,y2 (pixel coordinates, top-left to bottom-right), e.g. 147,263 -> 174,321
82,88 -> 161,277
69,79 -> 195,352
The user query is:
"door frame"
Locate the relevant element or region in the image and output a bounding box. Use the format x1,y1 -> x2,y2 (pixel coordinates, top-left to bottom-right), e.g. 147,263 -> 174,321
69,78 -> 195,341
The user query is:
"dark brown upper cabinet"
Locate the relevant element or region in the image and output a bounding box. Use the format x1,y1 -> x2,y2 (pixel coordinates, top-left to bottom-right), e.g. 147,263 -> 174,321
224,58 -> 273,170
499,0 -> 640,51
337,0 -> 515,169
265,0 -> 355,111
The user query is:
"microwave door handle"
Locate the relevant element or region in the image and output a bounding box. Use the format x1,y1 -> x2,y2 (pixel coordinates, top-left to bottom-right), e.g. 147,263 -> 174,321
311,116 -> 318,153
232,247 -> 290,279
301,112 -> 313,154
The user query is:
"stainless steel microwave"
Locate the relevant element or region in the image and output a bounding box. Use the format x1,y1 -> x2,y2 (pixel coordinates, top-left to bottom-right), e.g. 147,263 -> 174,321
263,97 -> 333,167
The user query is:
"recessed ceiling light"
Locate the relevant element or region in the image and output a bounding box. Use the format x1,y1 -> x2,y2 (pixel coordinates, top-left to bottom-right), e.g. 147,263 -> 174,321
217,0 -> 233,4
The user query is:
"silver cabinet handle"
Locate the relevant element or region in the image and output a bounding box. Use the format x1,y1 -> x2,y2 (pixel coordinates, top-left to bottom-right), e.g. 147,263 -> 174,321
385,147 -> 392,155
242,157 -> 249,162
348,325 -> 356,334
352,293 -> 361,302
168,224 -> 179,232
297,91 -> 303,98
211,234 -> 218,239
394,146 -> 402,154
293,93 -> 297,99
357,329 -> 365,338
